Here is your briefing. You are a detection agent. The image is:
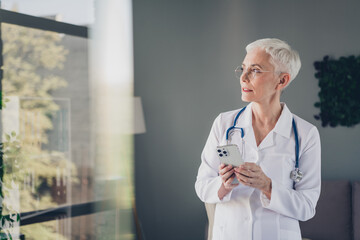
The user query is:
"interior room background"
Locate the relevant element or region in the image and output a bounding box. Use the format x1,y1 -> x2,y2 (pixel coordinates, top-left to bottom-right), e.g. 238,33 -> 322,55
133,0 -> 360,239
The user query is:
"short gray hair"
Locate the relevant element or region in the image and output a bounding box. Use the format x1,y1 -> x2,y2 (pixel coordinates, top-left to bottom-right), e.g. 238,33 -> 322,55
246,38 -> 301,83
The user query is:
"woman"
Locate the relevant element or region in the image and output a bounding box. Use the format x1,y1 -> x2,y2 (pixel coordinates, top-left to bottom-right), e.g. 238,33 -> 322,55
195,38 -> 321,240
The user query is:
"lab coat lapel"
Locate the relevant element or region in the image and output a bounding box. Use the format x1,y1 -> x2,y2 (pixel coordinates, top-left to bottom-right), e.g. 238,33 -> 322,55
234,103 -> 258,151
258,131 -> 274,150
233,102 -> 292,151
258,103 -> 293,150
273,103 -> 293,139
243,126 -> 258,151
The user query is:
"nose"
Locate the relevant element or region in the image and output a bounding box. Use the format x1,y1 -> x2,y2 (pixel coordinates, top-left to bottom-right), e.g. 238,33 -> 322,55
241,71 -> 250,82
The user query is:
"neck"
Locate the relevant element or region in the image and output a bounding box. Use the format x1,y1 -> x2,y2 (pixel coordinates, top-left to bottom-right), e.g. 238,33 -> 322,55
251,100 -> 282,126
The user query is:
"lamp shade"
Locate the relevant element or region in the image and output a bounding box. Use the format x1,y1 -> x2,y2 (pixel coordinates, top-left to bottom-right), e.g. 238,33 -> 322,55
133,97 -> 146,134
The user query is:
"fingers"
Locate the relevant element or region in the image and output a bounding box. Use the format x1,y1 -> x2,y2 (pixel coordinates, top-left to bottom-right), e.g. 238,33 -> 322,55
235,172 -> 254,187
221,169 -> 234,182
218,164 -> 239,189
219,163 -> 265,190
237,162 -> 260,172
219,163 -> 226,169
219,164 -> 233,176
234,163 -> 270,191
224,174 -> 239,189
234,165 -> 257,178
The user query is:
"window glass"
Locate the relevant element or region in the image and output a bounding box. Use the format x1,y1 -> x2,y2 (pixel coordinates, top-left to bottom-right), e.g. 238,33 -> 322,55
1,0 -> 94,26
1,22 -> 101,239
1,1 -> 135,239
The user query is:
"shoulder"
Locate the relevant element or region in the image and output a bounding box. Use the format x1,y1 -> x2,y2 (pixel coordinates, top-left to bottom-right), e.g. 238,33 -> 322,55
218,109 -> 243,121
292,114 -> 316,132
210,108 -> 246,134
292,114 -> 320,145
213,108 -> 246,126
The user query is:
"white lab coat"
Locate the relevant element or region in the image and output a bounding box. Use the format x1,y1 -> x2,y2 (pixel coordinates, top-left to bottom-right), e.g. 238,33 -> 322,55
195,102 -> 321,240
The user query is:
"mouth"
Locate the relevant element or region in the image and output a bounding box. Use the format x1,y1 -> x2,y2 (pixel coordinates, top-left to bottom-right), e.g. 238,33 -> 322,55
242,88 -> 253,92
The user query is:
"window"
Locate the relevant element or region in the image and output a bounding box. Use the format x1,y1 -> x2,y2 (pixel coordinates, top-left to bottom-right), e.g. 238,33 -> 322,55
0,1 -> 136,239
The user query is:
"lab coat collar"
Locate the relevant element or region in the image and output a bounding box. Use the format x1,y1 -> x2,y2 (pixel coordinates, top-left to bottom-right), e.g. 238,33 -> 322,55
235,102 -> 293,139
233,102 -> 257,150
234,102 -> 253,128
273,103 -> 293,139
233,102 -> 293,151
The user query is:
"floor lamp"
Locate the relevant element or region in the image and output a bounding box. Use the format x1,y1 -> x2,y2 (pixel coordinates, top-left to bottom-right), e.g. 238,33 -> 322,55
132,97 -> 146,240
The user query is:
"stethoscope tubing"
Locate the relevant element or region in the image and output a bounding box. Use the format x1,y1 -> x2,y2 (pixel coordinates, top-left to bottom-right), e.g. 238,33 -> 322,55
225,106 -> 301,189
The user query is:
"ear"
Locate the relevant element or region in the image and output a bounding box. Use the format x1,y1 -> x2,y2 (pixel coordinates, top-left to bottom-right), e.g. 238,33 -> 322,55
276,73 -> 291,90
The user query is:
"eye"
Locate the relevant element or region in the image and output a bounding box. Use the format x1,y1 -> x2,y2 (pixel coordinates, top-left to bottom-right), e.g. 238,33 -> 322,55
251,68 -> 261,73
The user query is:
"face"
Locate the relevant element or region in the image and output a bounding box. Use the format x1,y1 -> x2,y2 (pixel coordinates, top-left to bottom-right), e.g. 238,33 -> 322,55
240,48 -> 282,104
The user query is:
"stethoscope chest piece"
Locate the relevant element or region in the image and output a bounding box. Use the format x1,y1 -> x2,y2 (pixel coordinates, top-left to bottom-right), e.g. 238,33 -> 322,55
290,168 -> 303,183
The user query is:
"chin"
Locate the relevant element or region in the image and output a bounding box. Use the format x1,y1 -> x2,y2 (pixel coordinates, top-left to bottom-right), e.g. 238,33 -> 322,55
241,95 -> 252,103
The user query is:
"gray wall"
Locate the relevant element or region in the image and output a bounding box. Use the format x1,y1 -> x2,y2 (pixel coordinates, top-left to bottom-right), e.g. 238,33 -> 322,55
133,1 -> 360,239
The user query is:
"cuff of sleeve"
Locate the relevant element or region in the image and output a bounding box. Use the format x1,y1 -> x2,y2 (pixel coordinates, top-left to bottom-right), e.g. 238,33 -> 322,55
216,177 -> 234,202
260,180 -> 290,211
260,191 -> 271,207
220,186 -> 233,202
260,180 -> 279,209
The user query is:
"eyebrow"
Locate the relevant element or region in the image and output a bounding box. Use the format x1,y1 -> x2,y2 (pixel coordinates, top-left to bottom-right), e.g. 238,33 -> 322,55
241,63 -> 263,68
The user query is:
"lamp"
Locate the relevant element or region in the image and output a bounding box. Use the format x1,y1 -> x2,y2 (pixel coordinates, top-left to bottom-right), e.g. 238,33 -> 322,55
133,97 -> 146,134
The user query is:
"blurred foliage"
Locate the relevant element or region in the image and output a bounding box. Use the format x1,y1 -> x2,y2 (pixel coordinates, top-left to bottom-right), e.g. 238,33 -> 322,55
1,22 -> 78,239
314,55 -> 360,127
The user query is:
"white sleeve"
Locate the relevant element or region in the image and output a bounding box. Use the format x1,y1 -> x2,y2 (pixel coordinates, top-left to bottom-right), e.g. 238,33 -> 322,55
195,114 -> 233,203
260,126 -> 321,221
195,114 -> 249,203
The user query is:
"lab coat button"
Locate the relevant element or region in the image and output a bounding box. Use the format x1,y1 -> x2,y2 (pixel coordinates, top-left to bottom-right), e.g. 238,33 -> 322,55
244,216 -> 250,221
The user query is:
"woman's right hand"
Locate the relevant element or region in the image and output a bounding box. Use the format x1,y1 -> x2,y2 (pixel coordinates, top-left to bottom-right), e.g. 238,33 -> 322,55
219,163 -> 238,188
218,164 -> 239,200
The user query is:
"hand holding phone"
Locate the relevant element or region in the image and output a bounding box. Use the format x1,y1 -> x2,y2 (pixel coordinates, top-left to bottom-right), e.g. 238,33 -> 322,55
216,144 -> 244,184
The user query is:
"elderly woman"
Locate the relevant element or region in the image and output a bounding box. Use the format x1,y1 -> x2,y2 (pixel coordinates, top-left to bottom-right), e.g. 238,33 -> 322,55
195,38 -> 321,240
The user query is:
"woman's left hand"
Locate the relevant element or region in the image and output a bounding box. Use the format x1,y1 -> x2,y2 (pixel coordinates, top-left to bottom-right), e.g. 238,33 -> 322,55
234,162 -> 272,199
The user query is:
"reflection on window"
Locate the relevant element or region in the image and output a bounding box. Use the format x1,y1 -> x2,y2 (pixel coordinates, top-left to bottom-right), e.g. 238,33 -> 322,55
1,22 -> 94,239
1,0 -> 135,238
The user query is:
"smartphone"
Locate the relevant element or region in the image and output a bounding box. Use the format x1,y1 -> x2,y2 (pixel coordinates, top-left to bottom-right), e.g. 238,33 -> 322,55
216,144 -> 244,184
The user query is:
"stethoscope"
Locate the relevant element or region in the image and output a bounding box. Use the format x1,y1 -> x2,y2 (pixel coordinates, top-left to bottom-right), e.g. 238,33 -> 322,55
225,106 -> 303,190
